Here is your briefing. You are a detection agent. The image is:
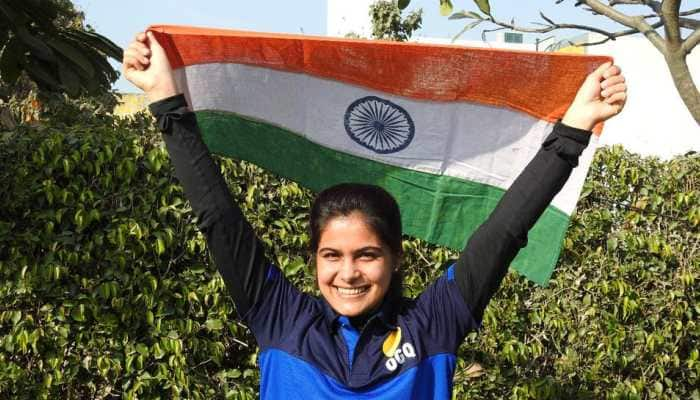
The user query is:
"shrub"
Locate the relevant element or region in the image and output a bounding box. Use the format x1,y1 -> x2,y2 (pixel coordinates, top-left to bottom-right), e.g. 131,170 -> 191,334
0,116 -> 697,399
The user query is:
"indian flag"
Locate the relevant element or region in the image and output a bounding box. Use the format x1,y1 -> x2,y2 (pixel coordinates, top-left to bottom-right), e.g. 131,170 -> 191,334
149,25 -> 610,285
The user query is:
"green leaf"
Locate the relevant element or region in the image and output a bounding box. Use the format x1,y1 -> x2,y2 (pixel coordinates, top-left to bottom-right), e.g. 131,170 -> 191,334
147,275 -> 158,292
74,209 -> 85,229
57,58 -> 80,97
11,311 -> 22,325
136,343 -> 149,356
439,0 -> 453,16
66,29 -> 123,61
15,26 -> 54,62
47,36 -> 95,78
155,237 -> 165,255
473,0 -> 491,15
189,265 -> 206,274
398,0 -> 411,10
152,342 -> 165,360
448,11 -> 482,20
205,319 -> 223,331
71,304 -> 85,322
451,20 -> 483,42
24,60 -> 61,89
285,257 -> 306,276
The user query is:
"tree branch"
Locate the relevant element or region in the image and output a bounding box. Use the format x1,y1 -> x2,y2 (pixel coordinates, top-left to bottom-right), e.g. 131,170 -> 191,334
580,0 -> 667,53
578,19 -> 665,46
681,28 -> 700,55
610,0 -> 661,13
678,17 -> 700,30
662,0 -> 682,46
640,7 -> 700,19
680,8 -> 700,17
637,14 -> 699,30
480,12 -> 617,40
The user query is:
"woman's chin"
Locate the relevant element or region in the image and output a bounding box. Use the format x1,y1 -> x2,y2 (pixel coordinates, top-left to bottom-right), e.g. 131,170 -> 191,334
329,297 -> 376,317
333,301 -> 370,317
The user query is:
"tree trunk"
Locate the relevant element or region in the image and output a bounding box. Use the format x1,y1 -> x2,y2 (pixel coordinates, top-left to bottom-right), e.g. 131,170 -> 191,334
664,49 -> 700,125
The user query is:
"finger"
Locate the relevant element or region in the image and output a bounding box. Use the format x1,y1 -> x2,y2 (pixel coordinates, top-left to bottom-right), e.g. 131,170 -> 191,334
129,41 -> 151,57
124,49 -> 148,68
135,32 -> 147,42
146,31 -> 165,54
603,64 -> 621,79
123,53 -> 146,71
125,46 -> 150,65
590,61 -> 613,81
122,51 -> 139,67
601,83 -> 627,98
601,75 -> 625,90
123,59 -> 140,73
604,91 -> 627,105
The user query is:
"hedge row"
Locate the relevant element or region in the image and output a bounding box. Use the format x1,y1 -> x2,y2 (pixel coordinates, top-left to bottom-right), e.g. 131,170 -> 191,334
0,114 -> 698,399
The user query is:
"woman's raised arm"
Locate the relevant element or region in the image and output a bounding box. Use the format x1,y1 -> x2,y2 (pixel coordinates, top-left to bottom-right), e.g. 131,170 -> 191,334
123,32 -> 270,318
453,62 -> 627,323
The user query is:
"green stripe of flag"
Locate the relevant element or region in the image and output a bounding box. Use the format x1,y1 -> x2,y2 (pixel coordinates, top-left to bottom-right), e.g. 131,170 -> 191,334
197,110 -> 569,285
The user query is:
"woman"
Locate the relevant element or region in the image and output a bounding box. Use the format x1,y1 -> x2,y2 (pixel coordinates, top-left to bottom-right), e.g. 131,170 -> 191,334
123,31 -> 626,399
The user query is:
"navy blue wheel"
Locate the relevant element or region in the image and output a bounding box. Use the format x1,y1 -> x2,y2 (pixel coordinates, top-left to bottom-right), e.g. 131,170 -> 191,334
344,96 -> 415,154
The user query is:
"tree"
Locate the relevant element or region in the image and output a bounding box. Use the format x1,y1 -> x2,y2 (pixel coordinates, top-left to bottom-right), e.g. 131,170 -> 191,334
0,0 -> 122,99
400,0 -> 700,125
370,0 -> 424,42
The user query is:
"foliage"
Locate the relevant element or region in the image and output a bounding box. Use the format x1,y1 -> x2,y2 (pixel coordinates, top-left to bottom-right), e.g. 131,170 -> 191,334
452,147 -> 700,399
0,114 -> 698,398
0,0 -> 122,99
369,0 -> 423,42
0,115 -> 259,399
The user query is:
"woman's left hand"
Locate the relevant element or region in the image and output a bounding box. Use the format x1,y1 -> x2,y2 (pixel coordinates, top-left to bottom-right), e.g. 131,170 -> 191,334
562,62 -> 627,131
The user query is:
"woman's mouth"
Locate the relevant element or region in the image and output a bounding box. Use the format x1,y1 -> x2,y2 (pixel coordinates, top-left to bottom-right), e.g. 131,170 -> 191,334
335,286 -> 370,297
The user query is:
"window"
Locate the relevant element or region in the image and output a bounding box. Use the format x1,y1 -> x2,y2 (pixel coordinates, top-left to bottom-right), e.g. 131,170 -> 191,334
504,32 -> 523,44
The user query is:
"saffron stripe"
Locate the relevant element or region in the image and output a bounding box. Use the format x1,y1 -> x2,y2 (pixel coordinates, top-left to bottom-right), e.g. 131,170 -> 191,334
149,24 -> 612,124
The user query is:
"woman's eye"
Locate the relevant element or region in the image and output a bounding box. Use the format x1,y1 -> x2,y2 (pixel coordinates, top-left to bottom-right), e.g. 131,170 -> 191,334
359,253 -> 379,260
323,253 -> 339,260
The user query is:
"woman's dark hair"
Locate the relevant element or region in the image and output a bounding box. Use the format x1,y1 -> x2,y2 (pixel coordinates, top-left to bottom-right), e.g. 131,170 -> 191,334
310,183 -> 404,299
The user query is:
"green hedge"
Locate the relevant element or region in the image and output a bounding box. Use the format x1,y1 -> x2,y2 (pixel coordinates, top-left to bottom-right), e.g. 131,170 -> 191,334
0,115 -> 698,399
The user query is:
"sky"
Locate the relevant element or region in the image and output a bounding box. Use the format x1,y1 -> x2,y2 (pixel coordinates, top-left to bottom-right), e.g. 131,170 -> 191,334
73,0 -> 630,92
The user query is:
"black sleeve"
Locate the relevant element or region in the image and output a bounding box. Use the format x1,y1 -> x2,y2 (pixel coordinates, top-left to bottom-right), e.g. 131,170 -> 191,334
454,122 -> 592,322
149,94 -> 269,317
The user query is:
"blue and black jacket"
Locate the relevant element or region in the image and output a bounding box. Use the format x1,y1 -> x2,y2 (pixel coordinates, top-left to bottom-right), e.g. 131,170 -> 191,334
151,94 -> 591,399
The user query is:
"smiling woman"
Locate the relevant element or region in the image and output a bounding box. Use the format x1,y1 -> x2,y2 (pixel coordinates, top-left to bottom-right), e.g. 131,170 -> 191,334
122,28 -> 626,399
311,184 -> 402,319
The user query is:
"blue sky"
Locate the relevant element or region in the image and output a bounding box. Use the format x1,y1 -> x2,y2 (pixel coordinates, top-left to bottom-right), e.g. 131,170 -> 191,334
73,0 -> 628,92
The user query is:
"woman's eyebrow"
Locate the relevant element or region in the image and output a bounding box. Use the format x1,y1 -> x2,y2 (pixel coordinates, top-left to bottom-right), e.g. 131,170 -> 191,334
353,246 -> 383,254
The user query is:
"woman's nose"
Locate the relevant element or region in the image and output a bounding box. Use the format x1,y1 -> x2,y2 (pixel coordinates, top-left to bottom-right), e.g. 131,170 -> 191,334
339,259 -> 361,282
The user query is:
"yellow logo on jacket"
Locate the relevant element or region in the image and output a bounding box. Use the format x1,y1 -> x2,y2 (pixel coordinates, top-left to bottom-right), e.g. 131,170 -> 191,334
382,327 -> 416,372
382,327 -> 402,357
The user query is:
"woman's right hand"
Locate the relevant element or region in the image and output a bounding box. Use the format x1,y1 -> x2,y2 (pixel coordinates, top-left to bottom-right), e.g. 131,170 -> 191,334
122,31 -> 179,102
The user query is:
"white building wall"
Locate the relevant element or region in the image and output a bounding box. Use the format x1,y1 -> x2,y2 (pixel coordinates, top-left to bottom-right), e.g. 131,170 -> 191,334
582,33 -> 699,159
412,36 -> 536,51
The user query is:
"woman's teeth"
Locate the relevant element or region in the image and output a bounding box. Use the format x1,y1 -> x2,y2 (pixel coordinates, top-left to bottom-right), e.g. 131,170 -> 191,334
336,286 -> 369,296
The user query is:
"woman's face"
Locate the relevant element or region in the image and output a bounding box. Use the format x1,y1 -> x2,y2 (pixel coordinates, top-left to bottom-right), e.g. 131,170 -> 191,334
316,211 -> 394,318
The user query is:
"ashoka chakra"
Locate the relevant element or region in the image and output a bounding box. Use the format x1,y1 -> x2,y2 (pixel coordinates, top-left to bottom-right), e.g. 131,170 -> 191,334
344,96 -> 415,154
